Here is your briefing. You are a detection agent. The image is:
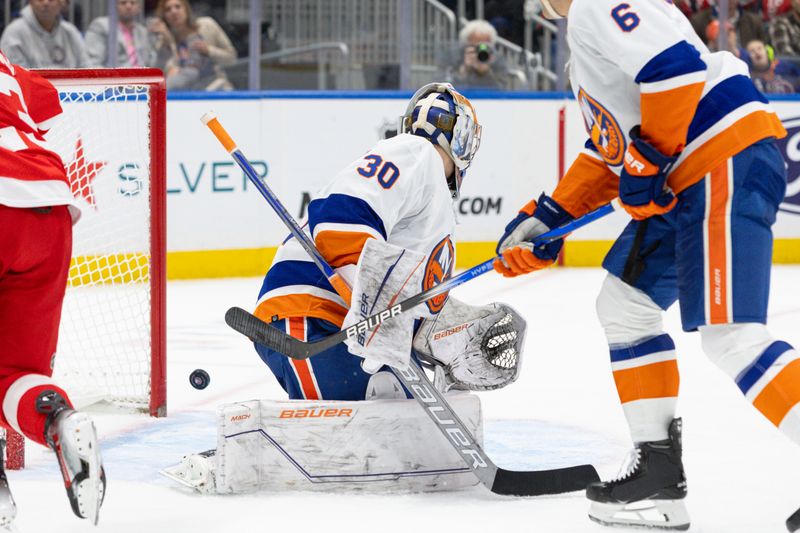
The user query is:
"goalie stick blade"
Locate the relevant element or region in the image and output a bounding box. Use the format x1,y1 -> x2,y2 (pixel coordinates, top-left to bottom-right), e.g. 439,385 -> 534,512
225,307 -> 329,359
491,464 -> 600,496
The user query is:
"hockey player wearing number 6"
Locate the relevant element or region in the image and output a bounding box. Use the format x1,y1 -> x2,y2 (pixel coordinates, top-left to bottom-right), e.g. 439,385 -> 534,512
495,0 -> 796,530
0,51 -> 105,527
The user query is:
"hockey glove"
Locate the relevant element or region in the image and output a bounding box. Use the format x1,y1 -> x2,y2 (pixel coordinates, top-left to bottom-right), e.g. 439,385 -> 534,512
493,193 -> 573,277
619,127 -> 678,221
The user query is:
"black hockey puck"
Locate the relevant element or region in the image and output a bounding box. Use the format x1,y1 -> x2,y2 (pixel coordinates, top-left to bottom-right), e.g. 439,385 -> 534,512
189,369 -> 210,390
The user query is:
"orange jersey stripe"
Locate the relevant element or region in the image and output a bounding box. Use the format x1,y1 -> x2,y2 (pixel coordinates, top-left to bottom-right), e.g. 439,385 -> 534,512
316,230 -> 375,269
552,153 -> 619,218
255,293 -> 348,328
752,359 -> 800,426
706,161 -> 731,325
613,360 -> 680,404
640,82 -> 705,156
669,110 -> 786,195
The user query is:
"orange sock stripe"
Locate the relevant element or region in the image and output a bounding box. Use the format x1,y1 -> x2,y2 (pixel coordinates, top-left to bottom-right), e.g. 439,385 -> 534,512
287,317 -> 320,400
613,360 -> 680,404
752,359 -> 800,426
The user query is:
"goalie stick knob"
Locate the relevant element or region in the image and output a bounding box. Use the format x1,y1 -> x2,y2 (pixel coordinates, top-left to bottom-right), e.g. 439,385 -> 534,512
189,369 -> 210,390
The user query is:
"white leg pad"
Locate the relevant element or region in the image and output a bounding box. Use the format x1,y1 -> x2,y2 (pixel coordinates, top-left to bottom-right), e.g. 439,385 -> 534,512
596,274 -> 664,345
203,394 -> 483,493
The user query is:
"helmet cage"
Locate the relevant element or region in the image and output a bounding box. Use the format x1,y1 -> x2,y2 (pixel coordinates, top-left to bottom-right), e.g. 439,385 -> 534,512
400,83 -> 482,197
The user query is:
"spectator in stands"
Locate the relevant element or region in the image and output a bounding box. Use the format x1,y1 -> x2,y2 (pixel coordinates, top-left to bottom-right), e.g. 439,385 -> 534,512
0,0 -> 87,68
745,38 -> 800,92
704,18 -> 740,52
149,0 -> 236,90
691,0 -> 766,50
85,0 -> 158,67
771,0 -> 800,56
448,20 -> 513,90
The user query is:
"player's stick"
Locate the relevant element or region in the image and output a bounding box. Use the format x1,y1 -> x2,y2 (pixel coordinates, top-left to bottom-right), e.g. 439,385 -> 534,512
225,200 -> 619,360
204,112 -> 602,496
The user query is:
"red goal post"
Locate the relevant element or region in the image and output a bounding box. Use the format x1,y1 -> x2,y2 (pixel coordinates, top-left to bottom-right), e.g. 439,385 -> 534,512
40,68 -> 167,417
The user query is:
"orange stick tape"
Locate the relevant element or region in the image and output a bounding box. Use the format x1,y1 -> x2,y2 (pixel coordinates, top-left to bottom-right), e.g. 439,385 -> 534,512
201,112 -> 237,153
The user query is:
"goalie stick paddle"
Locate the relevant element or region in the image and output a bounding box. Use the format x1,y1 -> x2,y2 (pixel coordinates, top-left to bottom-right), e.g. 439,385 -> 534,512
225,200 -> 619,360
206,112 -> 601,496
225,307 -> 600,496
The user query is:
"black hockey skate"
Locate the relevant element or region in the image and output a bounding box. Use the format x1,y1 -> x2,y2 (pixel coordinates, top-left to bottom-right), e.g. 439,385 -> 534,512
587,418 -> 689,530
38,391 -> 105,525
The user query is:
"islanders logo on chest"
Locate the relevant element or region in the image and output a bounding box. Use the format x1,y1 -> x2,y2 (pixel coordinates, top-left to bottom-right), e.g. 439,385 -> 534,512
424,236 -> 455,313
577,88 -> 625,167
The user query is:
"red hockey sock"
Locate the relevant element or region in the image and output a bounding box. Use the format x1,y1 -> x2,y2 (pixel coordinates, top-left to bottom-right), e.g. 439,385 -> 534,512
0,374 -> 73,447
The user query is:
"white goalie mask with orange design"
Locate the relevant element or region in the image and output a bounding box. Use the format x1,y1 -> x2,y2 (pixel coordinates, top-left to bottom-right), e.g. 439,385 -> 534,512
400,82 -> 482,198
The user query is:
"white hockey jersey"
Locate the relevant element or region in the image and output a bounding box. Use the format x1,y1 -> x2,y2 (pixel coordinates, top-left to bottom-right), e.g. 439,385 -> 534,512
255,134 -> 456,327
550,0 -> 785,217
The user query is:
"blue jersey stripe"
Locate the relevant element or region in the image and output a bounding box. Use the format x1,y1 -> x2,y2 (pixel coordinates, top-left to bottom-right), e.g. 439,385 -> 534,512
259,260 -> 336,298
687,75 -> 769,145
610,334 -> 676,363
735,341 -> 794,395
308,193 -> 388,240
635,41 -> 706,84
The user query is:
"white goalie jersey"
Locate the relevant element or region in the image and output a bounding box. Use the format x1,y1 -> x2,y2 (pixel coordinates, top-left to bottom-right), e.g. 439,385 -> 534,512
255,133 -> 457,328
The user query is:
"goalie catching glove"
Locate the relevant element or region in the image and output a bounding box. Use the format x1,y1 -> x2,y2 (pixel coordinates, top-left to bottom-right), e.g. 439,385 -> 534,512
413,297 -> 526,391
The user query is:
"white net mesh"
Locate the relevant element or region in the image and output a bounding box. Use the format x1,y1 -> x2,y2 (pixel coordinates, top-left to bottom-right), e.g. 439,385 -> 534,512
45,82 -> 155,411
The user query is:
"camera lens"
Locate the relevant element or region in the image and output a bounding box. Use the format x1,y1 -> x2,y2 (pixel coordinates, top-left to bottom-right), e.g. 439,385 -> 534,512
476,43 -> 492,63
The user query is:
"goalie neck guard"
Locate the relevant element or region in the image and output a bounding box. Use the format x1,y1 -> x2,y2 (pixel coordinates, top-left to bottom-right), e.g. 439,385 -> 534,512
400,82 -> 481,199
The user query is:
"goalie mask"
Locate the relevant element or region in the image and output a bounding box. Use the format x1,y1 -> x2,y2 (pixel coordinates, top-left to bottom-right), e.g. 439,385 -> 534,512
400,82 -> 482,199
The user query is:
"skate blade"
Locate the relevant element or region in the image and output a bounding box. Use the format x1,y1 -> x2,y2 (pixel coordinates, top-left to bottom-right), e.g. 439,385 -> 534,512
0,475 -> 16,529
159,465 -> 201,490
60,412 -> 104,525
589,499 -> 690,530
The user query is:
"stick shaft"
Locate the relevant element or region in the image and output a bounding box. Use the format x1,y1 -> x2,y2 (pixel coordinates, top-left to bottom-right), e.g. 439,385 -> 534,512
204,114 -> 351,303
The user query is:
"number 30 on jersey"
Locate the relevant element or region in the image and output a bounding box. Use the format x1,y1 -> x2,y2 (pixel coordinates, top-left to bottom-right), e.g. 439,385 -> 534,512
357,154 -> 400,189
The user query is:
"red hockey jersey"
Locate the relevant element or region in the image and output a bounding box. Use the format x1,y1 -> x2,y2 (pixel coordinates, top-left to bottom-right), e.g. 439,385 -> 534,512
0,52 -> 81,221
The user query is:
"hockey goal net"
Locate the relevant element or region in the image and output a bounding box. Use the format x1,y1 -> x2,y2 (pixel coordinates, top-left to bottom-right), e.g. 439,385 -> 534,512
5,69 -> 167,469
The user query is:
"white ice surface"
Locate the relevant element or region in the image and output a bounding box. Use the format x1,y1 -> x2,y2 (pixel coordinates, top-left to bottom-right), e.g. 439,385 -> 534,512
9,266 -> 800,533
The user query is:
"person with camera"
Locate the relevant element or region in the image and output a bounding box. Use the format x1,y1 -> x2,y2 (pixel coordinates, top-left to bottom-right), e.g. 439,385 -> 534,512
449,19 -> 512,90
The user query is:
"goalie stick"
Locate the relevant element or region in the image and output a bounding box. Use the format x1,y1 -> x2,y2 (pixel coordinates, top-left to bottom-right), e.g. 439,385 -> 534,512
225,201 -> 619,360
204,112 -> 601,496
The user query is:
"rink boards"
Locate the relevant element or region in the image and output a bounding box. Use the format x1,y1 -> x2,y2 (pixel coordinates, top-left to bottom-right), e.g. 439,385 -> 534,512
161,91 -> 800,278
